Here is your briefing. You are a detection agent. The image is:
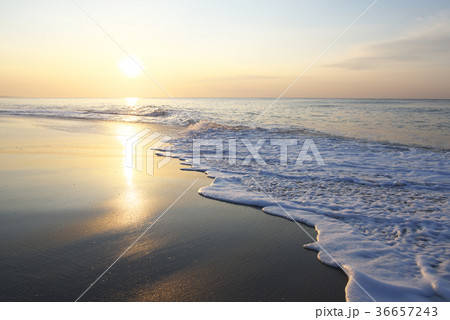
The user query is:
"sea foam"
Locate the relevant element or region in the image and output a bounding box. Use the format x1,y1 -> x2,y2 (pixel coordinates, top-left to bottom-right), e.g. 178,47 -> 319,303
1,98 -> 449,300
167,121 -> 450,302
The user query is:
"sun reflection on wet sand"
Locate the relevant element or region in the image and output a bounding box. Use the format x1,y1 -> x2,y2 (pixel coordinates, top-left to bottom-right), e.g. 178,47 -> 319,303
0,116 -> 348,302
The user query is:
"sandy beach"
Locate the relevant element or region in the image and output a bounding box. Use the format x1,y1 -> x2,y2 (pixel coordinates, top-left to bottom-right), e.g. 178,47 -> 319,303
2,3 -> 450,318
0,116 -> 347,301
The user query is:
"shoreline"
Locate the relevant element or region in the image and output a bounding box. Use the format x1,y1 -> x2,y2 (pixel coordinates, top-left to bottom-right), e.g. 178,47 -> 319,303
0,115 -> 347,301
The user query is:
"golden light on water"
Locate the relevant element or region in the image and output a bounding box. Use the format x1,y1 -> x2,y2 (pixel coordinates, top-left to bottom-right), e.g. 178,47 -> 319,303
114,124 -> 138,187
123,97 -> 140,122
115,124 -> 139,176
118,56 -> 143,78
125,97 -> 139,107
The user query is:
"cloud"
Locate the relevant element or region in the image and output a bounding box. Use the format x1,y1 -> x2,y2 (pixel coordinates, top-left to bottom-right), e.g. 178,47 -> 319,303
328,12 -> 450,70
200,74 -> 285,82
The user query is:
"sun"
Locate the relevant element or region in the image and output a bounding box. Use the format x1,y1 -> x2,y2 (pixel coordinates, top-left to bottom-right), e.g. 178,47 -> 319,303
118,56 -> 143,78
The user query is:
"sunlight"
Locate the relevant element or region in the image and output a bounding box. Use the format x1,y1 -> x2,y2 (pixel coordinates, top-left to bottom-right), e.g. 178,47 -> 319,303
125,97 -> 139,107
118,56 -> 143,78
114,124 -> 137,187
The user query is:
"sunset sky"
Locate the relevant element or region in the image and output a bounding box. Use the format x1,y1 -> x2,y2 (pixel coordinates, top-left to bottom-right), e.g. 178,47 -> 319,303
1,0 -> 450,98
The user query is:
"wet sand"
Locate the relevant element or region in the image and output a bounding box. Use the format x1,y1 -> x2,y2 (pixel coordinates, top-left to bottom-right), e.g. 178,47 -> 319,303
0,116 -> 347,301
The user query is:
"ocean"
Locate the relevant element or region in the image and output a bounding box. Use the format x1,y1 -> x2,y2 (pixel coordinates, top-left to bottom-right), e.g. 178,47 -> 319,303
1,97 -> 449,301
0,98 -> 449,149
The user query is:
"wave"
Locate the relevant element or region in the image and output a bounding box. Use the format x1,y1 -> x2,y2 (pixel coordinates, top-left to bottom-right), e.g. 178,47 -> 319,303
180,119 -> 249,134
1,98 -> 449,300
1,97 -> 448,151
167,121 -> 450,301
1,104 -> 448,153
0,105 -> 193,126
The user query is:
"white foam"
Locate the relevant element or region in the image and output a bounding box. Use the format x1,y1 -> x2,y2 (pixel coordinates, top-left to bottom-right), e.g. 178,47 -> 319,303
2,98 -> 449,300
169,122 -> 450,301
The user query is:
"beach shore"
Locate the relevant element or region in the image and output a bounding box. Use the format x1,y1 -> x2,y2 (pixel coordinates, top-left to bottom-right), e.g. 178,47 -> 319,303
0,116 -> 347,301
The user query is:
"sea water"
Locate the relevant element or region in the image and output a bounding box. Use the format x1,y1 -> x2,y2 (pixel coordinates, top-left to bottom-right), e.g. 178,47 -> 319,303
1,97 -> 449,301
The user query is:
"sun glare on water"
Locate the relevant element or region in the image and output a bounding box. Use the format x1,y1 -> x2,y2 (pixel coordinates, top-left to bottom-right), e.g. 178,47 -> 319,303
118,56 -> 143,78
125,97 -> 139,107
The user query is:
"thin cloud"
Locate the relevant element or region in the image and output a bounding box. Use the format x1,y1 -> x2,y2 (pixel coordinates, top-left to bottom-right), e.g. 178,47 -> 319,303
200,74 -> 285,82
328,12 -> 450,70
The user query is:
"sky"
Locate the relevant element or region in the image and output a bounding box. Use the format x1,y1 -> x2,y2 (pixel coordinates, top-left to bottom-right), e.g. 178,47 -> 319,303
1,0 -> 449,98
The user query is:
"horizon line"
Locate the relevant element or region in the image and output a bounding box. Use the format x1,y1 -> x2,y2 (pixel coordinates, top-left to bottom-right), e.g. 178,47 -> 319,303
1,96 -> 450,100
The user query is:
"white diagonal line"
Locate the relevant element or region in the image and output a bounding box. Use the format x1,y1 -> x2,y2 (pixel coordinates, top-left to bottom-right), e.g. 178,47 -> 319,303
71,0 -> 198,125
74,178 -> 200,302
250,177 -> 377,302
250,0 -> 380,127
